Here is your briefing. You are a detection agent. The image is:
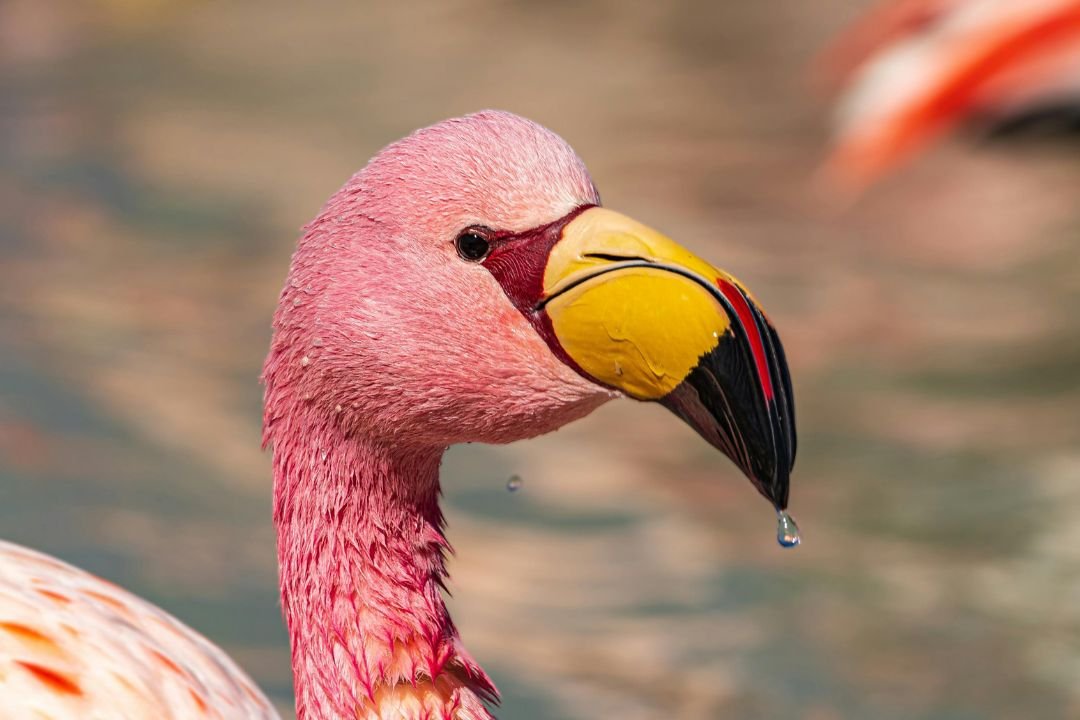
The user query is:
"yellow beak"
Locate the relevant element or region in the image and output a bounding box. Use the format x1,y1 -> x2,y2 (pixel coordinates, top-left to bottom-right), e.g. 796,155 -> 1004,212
536,207 -> 796,508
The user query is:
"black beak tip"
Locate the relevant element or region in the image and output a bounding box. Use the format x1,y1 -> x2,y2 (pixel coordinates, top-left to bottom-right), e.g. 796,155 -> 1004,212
756,394 -> 795,510
745,425 -> 791,510
754,313 -> 797,511
758,465 -> 791,512
658,298 -> 797,512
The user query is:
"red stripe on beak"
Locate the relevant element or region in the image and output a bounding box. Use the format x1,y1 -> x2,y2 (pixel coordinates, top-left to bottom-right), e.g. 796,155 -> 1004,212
715,279 -> 774,402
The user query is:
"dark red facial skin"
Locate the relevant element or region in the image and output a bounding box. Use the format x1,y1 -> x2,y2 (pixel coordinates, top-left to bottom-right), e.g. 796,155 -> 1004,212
478,204 -> 596,311
477,204 -> 596,376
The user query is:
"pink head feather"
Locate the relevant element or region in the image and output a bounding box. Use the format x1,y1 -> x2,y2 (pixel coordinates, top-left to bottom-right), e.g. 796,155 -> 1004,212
264,110 -> 612,451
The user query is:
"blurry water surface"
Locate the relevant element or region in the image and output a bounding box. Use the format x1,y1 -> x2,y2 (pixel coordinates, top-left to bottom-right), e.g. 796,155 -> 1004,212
1,1 -> 1079,718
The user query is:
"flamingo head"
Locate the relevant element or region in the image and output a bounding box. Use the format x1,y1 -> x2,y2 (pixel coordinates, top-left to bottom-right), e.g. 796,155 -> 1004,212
264,111 -> 796,509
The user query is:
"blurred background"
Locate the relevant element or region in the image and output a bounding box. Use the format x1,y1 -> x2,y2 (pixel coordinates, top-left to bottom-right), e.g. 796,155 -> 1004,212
1,1 -> 1079,718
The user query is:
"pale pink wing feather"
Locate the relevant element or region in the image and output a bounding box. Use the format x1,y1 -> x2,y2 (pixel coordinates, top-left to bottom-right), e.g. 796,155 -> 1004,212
0,540 -> 280,719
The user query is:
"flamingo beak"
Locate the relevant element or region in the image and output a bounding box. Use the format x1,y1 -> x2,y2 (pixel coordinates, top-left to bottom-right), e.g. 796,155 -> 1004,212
537,207 -> 796,509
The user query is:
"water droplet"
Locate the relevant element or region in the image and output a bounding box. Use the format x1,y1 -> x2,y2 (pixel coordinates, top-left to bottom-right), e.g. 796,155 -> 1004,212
506,475 -> 523,493
312,337 -> 324,347
292,297 -> 303,307
320,451 -> 328,461
334,404 -> 343,413
776,509 -> 801,548
300,355 -> 311,367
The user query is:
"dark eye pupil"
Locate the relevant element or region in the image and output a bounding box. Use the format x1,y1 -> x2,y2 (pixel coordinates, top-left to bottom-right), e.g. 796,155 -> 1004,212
456,232 -> 490,261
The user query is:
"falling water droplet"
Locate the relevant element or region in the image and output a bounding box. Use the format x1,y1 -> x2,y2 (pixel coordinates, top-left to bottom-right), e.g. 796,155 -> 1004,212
776,509 -> 801,548
506,475 -> 523,493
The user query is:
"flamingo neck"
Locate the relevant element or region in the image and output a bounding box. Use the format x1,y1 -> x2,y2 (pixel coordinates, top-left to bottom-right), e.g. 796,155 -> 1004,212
271,429 -> 496,720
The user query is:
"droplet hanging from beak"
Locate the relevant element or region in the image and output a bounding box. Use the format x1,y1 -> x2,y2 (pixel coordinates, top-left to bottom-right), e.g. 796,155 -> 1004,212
776,509 -> 801,548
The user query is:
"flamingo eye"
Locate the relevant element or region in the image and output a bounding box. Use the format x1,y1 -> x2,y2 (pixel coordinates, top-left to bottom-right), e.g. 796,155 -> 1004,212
455,230 -> 491,262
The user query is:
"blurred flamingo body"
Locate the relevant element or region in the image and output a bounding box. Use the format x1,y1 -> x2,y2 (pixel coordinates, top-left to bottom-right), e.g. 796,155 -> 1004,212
823,0 -> 1080,186
0,541 -> 277,719
0,112 -> 795,719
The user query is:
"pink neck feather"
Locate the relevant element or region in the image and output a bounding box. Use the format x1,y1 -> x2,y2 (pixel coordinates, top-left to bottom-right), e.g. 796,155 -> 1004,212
270,424 -> 496,719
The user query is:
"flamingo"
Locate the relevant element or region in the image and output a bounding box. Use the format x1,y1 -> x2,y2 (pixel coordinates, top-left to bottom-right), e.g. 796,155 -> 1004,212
0,111 -> 796,719
821,0 -> 1080,187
